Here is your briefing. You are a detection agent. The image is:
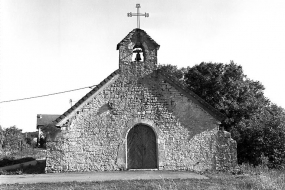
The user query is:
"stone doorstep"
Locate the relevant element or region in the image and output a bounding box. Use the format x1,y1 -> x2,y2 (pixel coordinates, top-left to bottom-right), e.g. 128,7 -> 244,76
129,169 -> 158,171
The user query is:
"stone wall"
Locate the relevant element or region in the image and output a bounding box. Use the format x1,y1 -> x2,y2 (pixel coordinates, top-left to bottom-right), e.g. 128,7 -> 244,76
45,29 -> 236,173
118,29 -> 158,79
45,71 -> 237,173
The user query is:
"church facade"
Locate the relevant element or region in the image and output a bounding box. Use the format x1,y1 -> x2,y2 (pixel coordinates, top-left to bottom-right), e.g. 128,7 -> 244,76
46,29 -> 237,173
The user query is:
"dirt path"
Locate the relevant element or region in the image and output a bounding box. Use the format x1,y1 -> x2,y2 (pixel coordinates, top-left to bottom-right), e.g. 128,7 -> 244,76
0,171 -> 208,184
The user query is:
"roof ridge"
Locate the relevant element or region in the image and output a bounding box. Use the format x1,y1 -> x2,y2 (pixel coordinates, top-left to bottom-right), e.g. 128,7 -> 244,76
116,28 -> 160,50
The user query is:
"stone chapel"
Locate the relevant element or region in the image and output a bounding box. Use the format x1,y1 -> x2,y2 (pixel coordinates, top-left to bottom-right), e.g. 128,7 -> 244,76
45,28 -> 237,173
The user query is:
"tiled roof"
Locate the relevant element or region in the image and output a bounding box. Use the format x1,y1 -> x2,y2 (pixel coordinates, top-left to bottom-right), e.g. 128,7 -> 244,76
54,69 -> 120,124
156,69 -> 226,122
37,114 -> 61,129
116,28 -> 160,50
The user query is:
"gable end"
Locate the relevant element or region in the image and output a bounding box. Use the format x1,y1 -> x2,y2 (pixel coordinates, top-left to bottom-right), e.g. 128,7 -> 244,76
157,69 -> 226,122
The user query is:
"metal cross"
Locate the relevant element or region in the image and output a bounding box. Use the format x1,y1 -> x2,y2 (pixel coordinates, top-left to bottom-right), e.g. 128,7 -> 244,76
127,4 -> 149,29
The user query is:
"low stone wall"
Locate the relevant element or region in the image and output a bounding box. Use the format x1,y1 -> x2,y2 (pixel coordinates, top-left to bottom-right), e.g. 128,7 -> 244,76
216,130 -> 237,170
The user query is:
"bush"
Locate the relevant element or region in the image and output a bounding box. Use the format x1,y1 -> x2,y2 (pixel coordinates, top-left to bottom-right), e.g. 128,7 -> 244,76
0,161 -> 46,175
0,157 -> 35,167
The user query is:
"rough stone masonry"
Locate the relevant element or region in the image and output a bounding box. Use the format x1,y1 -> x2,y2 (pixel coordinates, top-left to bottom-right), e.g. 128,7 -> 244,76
45,28 -> 237,173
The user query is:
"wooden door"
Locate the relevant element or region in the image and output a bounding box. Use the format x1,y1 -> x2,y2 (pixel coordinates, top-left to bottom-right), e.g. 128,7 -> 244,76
127,124 -> 157,169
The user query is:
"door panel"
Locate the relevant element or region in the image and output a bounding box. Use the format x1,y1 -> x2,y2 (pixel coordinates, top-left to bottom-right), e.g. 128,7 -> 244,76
127,124 -> 157,169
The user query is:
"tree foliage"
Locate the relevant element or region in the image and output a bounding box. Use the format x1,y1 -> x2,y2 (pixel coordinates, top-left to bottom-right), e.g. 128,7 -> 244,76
1,126 -> 28,152
41,123 -> 61,141
158,64 -> 188,86
184,61 -> 269,130
238,104 -> 285,168
24,132 -> 38,148
0,126 -> 4,152
160,62 -> 285,168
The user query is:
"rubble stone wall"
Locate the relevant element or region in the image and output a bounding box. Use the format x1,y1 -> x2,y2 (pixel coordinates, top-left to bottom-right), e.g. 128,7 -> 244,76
46,71 -> 237,173
45,29 -> 236,173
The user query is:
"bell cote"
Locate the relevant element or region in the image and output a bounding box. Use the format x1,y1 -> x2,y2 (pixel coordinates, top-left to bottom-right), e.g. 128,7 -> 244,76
116,29 -> 160,77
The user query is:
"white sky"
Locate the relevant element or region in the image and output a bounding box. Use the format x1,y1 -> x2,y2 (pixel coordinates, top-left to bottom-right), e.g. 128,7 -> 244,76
0,0 -> 285,132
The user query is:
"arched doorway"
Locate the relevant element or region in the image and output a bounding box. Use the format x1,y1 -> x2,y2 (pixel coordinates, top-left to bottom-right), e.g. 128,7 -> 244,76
127,124 -> 157,169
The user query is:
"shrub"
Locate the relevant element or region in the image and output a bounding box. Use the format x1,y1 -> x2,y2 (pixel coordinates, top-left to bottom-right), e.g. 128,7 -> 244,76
0,157 -> 35,167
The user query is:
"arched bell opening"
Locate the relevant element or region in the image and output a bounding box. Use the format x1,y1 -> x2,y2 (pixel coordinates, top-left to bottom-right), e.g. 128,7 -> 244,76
132,44 -> 145,62
126,124 -> 158,169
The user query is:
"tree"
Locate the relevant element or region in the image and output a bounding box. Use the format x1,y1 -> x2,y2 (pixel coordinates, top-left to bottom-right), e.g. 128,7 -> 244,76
41,123 -> 61,142
0,126 -> 4,152
184,61 -> 269,130
158,64 -> 188,86
37,123 -> 61,149
237,104 -> 285,168
2,126 -> 27,152
24,132 -> 38,148
183,61 -> 285,167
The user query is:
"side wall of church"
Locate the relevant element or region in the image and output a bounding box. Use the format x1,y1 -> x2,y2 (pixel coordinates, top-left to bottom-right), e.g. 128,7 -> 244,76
45,72 -> 237,173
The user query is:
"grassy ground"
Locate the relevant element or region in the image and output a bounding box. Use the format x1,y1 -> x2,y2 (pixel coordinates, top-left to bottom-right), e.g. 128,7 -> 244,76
205,164 -> 285,190
1,167 -> 284,190
0,155 -> 284,190
0,178 -> 256,190
2,149 -> 283,189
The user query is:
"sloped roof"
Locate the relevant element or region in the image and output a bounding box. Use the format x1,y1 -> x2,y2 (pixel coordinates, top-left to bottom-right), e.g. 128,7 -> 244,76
54,69 -> 120,124
37,114 -> 61,129
116,28 -> 160,50
156,69 -> 226,121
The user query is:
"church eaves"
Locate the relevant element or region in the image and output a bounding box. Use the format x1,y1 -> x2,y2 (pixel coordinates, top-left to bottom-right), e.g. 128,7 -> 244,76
53,70 -> 120,125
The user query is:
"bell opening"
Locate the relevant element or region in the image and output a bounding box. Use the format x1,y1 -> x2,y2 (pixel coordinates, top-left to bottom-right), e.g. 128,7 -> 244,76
132,48 -> 144,62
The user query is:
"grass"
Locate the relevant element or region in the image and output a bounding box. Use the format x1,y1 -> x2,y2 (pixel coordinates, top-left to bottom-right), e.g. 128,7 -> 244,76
0,178 -> 257,190
251,169 -> 285,190
204,164 -> 285,190
0,164 -> 284,189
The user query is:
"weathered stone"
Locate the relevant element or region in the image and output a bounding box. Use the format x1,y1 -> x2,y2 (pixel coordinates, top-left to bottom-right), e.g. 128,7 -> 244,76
46,28 -> 236,173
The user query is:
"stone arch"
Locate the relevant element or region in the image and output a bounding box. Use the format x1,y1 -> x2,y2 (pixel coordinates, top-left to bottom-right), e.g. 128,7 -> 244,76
123,118 -> 161,138
126,123 -> 158,169
115,118 -> 164,170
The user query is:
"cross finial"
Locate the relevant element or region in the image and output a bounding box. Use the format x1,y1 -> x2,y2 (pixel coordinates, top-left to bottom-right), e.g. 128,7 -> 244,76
127,4 -> 149,29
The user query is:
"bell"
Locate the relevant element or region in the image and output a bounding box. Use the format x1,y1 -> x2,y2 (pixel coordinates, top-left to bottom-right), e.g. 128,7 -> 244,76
135,52 -> 142,62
